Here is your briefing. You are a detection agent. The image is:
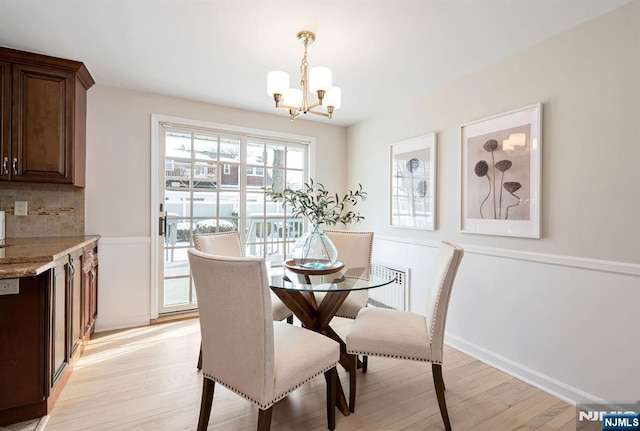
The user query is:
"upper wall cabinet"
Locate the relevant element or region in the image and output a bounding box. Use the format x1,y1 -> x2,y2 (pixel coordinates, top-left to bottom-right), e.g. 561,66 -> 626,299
0,47 -> 94,186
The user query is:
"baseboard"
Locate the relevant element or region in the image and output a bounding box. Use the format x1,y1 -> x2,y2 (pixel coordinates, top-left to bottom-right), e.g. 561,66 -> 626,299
94,316 -> 150,334
444,332 -> 611,406
36,415 -> 49,431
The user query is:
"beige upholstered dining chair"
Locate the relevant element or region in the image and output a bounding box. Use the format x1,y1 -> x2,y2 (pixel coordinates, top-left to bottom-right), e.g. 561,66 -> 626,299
319,230 -> 374,318
188,249 -> 340,431
193,231 -> 293,370
346,241 -> 464,430
193,231 -> 293,322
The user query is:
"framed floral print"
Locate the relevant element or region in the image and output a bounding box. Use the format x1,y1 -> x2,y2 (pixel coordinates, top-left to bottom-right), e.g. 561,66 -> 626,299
461,103 -> 542,238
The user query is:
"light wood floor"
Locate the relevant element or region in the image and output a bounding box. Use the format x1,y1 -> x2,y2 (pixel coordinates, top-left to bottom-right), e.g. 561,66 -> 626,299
46,319 -> 575,431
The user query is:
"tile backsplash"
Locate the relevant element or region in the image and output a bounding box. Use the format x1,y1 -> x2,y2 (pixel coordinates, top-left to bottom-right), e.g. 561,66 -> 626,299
0,183 -> 84,238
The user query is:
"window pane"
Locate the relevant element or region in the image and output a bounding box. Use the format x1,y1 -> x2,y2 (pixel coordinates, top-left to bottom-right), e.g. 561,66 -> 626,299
166,132 -> 192,157
221,163 -> 240,190
247,166 -> 266,189
165,218 -> 194,245
287,146 -> 304,170
193,161 -> 217,190
219,192 -> 240,217
164,245 -> 190,277
266,144 -> 286,168
247,141 -> 265,166
165,189 -> 191,218
221,137 -> 241,163
266,167 -> 286,191
192,191 -> 217,218
164,276 -> 191,306
286,170 -> 304,190
220,162 -> 239,190
194,134 -> 218,160
165,159 -> 191,189
246,192 -> 264,217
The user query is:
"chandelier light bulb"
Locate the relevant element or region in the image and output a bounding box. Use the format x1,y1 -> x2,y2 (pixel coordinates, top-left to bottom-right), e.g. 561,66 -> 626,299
267,71 -> 290,97
309,67 -> 332,94
324,86 -> 341,110
283,88 -> 303,108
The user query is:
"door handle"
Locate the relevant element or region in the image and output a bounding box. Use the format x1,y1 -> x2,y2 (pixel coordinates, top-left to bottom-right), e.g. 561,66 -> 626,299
2,157 -> 7,175
159,212 -> 167,236
12,158 -> 18,175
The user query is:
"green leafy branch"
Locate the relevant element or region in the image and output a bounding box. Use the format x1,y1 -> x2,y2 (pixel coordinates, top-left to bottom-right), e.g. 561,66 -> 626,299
265,179 -> 367,226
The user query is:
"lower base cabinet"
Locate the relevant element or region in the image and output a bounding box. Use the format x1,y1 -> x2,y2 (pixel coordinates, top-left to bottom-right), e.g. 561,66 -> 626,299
0,240 -> 98,426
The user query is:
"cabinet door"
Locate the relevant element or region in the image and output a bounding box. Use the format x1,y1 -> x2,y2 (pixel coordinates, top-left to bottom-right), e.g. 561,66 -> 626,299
69,252 -> 83,355
0,61 -> 9,181
0,274 -> 47,410
11,64 -> 74,183
52,258 -> 69,385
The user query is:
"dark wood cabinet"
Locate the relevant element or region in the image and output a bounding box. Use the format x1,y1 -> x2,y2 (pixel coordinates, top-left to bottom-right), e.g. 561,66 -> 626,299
0,47 -> 94,186
0,274 -> 48,420
0,61 -> 10,182
0,239 -> 99,426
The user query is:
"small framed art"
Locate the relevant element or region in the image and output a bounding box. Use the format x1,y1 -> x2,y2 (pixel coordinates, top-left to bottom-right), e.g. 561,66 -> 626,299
390,132 -> 437,230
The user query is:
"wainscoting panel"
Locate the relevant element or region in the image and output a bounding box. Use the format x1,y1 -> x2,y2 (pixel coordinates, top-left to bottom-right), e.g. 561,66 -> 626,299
95,237 -> 151,332
373,236 -> 640,405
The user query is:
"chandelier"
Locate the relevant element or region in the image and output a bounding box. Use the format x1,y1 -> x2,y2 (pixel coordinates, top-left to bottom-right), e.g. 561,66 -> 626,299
267,30 -> 341,121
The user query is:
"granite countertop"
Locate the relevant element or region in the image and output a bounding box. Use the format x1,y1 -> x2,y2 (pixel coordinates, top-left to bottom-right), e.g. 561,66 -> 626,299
0,236 -> 100,279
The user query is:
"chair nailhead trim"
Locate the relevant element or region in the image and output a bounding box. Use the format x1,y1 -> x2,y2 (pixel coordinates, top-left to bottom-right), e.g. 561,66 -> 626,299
346,350 -> 441,365
203,362 -> 338,410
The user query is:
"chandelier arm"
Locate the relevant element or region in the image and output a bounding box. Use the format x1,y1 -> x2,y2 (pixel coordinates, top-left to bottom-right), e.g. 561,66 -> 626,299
306,108 -> 331,119
306,100 -> 321,110
276,102 -> 301,111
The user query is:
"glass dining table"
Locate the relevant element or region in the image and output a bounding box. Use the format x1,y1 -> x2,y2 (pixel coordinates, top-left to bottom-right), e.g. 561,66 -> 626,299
270,265 -> 396,416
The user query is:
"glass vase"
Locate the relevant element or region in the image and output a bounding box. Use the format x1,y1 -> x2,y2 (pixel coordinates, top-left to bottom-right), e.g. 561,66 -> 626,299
292,223 -> 338,270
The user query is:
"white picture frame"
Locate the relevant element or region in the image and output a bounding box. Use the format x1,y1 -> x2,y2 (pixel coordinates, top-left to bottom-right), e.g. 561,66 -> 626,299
461,103 -> 542,238
390,132 -> 437,230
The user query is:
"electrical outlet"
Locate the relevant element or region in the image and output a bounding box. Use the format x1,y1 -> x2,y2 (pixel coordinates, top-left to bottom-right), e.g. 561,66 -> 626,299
0,278 -> 19,295
15,201 -> 28,216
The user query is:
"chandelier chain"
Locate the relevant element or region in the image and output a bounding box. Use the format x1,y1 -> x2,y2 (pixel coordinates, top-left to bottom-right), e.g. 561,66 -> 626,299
300,37 -> 310,87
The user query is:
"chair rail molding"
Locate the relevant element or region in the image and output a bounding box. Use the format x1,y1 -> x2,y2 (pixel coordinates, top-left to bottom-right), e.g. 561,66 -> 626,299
376,235 -> 640,277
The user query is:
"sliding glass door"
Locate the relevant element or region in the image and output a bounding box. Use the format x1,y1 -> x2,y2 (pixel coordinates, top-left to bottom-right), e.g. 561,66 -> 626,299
156,122 -> 308,315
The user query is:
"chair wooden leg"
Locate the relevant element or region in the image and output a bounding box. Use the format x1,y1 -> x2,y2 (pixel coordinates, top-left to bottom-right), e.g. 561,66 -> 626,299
432,364 -> 452,431
286,314 -> 294,324
323,367 -> 337,430
257,406 -> 273,431
197,343 -> 203,370
348,354 -> 357,413
362,355 -> 368,373
197,378 -> 215,431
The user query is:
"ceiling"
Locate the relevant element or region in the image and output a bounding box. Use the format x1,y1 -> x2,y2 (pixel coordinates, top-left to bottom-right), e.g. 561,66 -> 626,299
0,0 -> 632,127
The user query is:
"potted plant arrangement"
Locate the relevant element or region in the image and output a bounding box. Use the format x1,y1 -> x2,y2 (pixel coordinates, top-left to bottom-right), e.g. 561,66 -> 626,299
266,179 -> 367,270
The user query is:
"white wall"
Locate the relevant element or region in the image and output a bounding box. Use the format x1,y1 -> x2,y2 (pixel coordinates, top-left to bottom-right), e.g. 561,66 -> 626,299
351,2 -> 640,404
85,86 -> 347,331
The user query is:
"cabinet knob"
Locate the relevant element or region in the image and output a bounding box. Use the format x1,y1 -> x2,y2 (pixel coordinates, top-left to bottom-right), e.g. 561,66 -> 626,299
2,157 -> 7,175
12,157 -> 18,175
